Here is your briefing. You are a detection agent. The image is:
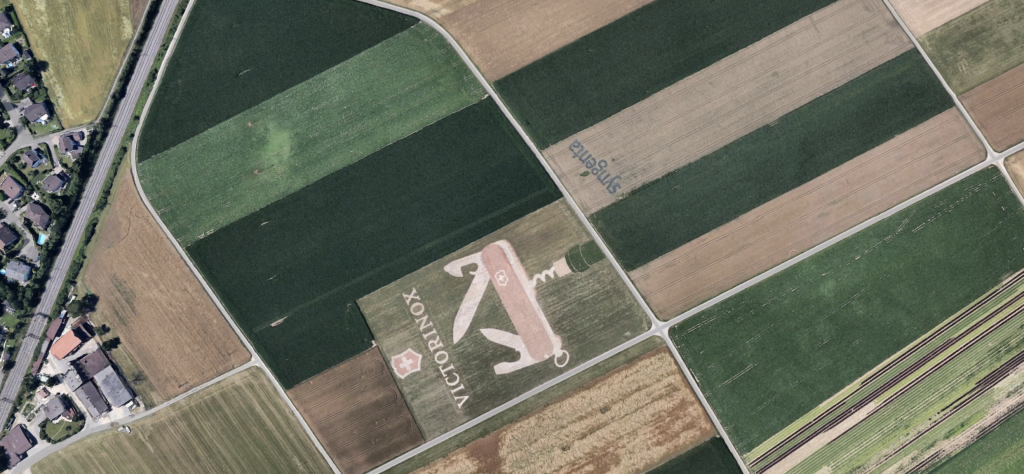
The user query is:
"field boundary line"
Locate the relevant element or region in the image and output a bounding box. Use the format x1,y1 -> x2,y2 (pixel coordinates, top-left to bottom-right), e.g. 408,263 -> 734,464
358,1 -> 752,472
124,1 -> 342,473
880,0 -> 994,156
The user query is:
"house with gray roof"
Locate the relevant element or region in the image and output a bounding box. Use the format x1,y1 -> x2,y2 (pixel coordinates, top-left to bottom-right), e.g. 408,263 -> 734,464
74,349 -> 110,380
95,366 -> 133,408
41,173 -> 67,193
24,202 -> 49,229
0,12 -> 13,39
58,131 -> 85,159
0,424 -> 34,467
0,43 -> 18,66
63,367 -> 84,391
0,175 -> 22,200
4,260 -> 30,283
11,73 -> 35,93
0,222 -> 18,249
73,380 -> 109,418
23,102 -> 49,124
20,148 -> 44,168
42,395 -> 71,422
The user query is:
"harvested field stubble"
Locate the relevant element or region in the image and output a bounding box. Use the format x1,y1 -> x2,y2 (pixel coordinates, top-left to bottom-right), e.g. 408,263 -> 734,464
633,109 -> 984,319
139,0 -> 416,160
593,51 -> 952,271
84,170 -> 248,401
888,0 -> 991,36
919,0 -> 1024,94
545,0 -> 912,214
671,167 -> 1024,454
1005,151 -> 1024,192
494,0 -> 840,148
961,62 -> 1024,152
289,348 -> 423,474
384,0 -> 655,81
187,100 -> 560,388
413,348 -> 716,474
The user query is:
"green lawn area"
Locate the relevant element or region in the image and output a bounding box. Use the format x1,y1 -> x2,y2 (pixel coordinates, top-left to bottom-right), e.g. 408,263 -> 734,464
920,0 -> 1024,94
648,438 -> 743,474
186,100 -> 560,388
670,167 -> 1024,454
43,417 -> 84,443
926,404 -> 1024,473
494,0 -> 838,148
32,368 -> 331,474
592,51 -> 951,271
139,23 -> 485,246
137,0 -> 417,161
27,120 -> 62,136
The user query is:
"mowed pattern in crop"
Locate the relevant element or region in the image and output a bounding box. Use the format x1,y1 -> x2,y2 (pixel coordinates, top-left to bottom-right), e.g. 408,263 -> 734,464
748,270 -> 1024,474
186,100 -> 560,388
13,0 -> 134,126
494,0 -> 841,148
544,0 -> 913,214
140,23 -> 485,246
138,0 -> 416,160
671,167 -> 1024,454
592,51 -> 952,271
919,0 -> 1024,94
31,368 -> 332,474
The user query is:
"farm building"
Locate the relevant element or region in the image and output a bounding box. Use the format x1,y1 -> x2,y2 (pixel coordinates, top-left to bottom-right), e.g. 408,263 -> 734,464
74,350 -> 110,380
0,12 -> 13,38
24,202 -> 49,229
20,148 -> 44,168
63,367 -> 84,391
42,395 -> 72,422
0,222 -> 18,248
95,366 -> 133,407
73,380 -> 109,418
50,330 -> 85,360
4,260 -> 31,283
41,173 -> 67,193
0,175 -> 23,199
0,424 -> 35,466
23,103 -> 49,124
32,318 -> 65,374
58,131 -> 84,158
11,73 -> 35,93
0,43 -> 19,66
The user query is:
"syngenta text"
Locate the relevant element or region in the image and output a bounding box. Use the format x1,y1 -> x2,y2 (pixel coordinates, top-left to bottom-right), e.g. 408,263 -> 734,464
570,140 -> 621,194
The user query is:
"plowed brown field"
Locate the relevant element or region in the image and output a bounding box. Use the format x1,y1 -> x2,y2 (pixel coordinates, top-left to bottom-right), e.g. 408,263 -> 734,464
383,0 -> 655,81
288,348 -> 423,474
83,170 -> 249,400
542,0 -> 913,215
633,108 -> 984,319
962,62 -> 1024,152
412,347 -> 716,474
889,0 -> 991,36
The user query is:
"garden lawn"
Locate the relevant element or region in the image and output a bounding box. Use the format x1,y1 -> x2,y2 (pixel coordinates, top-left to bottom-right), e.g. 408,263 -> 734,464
187,100 -> 560,388
139,23 -> 485,246
593,51 -> 951,271
670,167 -> 1024,453
494,0 -> 839,148
138,0 -> 416,160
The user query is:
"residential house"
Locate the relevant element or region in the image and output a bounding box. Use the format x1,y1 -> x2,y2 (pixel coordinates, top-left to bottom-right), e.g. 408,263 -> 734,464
73,380 -> 109,418
74,349 -> 110,380
20,148 -> 44,168
0,424 -> 34,467
41,172 -> 67,193
58,131 -> 84,159
11,73 -> 35,93
0,43 -> 18,67
0,175 -> 23,200
50,329 -> 84,360
42,395 -> 71,422
24,202 -> 49,229
0,12 -> 13,39
4,260 -> 30,283
23,102 -> 49,124
63,367 -> 83,391
0,222 -> 18,248
95,366 -> 133,408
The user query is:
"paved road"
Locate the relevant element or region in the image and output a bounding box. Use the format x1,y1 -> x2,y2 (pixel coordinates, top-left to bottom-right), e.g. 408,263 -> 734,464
0,0 -> 182,432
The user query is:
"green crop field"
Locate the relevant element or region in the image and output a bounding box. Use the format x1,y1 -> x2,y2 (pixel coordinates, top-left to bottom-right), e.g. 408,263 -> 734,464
747,270 -> 1024,474
649,438 -> 743,474
926,404 -> 1024,473
140,23 -> 485,246
359,200 -> 649,439
138,0 -> 416,160
493,0 -> 838,148
670,167 -> 1024,454
920,0 -> 1024,94
592,51 -> 951,271
187,100 -> 560,388
32,368 -> 331,474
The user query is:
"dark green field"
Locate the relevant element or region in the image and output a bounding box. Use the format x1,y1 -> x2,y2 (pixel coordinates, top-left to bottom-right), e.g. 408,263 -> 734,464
926,406 -> 1024,474
493,0 -> 838,148
592,51 -> 951,271
670,167 -> 1024,454
187,99 -> 559,388
138,0 -> 416,161
648,437 -> 743,474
